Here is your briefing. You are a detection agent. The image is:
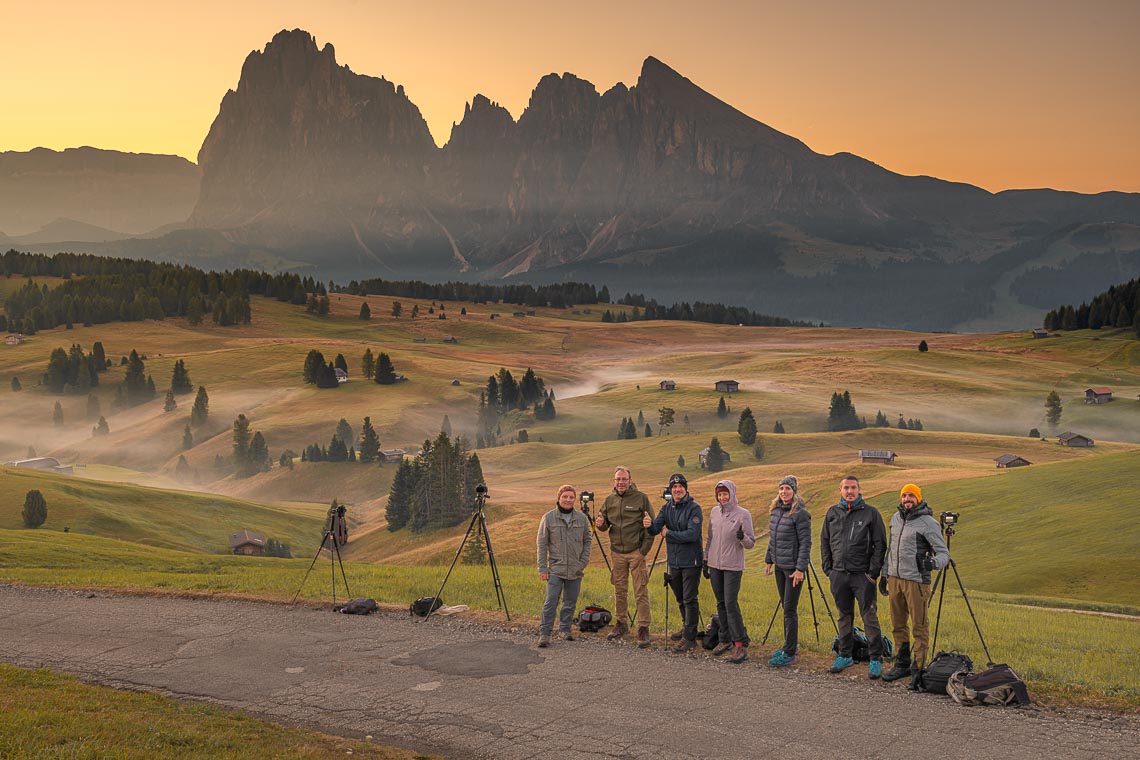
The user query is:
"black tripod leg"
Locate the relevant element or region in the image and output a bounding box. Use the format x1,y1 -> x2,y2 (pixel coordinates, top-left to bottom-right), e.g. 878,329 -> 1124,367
761,597 -> 783,645
481,511 -> 510,621
948,560 -> 995,665
809,563 -> 839,635
930,563 -> 949,654
805,570 -> 820,643
331,537 -> 351,600
291,532 -> 331,605
425,512 -> 479,621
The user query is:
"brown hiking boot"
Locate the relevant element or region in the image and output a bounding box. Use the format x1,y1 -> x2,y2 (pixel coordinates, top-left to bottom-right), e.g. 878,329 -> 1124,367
727,644 -> 748,664
560,630 -> 575,641
712,641 -> 733,656
669,629 -> 685,641
672,638 -> 695,654
537,634 -> 550,648
606,622 -> 629,640
636,626 -> 651,648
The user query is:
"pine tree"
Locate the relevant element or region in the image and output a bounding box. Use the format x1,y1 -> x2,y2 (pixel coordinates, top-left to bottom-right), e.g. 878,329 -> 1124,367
316,362 -> 340,389
441,414 -> 452,437
123,350 -> 148,405
717,396 -> 728,419
335,354 -> 348,375
386,459 -> 416,531
359,416 -> 380,463
410,304 -> 419,319
327,435 -> 348,462
874,410 -> 889,427
705,437 -> 727,473
392,301 -> 403,318
10,376 -> 21,391
827,391 -> 863,431
175,455 -> 191,480
303,350 -> 326,384
52,401 -> 64,426
374,353 -> 397,384
739,415 -> 757,445
170,359 -> 193,394
658,406 -> 675,435
232,414 -> 251,475
773,420 -> 785,434
753,440 -> 765,460
182,424 -> 193,450
164,391 -> 177,412
146,374 -> 157,399
191,386 -> 209,427
95,416 -> 110,436
361,348 -> 375,380
918,340 -> 929,352
677,454 -> 685,468
517,429 -> 529,443
248,431 -> 269,475
1029,428 -> 1041,438
91,342 -> 107,372
898,414 -> 907,429
645,423 -> 653,438
335,418 -> 354,447
618,417 -> 629,439
22,490 -> 47,528
1045,390 -> 1063,428
359,302 -> 371,320
637,410 -> 645,427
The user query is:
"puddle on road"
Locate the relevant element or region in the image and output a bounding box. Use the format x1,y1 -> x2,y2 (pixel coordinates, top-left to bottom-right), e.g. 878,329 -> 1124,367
392,640 -> 541,678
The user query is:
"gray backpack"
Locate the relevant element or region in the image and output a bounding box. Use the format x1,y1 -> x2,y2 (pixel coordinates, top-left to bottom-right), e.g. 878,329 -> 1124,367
947,664 -> 1032,707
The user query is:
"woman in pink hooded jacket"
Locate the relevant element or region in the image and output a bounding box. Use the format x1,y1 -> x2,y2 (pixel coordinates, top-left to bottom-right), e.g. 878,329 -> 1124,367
704,479 -> 756,663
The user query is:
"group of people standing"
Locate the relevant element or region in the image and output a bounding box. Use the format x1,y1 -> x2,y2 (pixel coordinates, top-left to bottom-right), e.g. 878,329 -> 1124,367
536,467 -> 949,683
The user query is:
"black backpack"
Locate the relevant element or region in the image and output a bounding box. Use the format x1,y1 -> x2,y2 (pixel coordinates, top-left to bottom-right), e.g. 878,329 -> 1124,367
335,597 -> 377,615
700,615 -> 721,649
831,626 -> 894,661
409,596 -> 443,617
575,605 -> 612,632
915,651 -> 974,695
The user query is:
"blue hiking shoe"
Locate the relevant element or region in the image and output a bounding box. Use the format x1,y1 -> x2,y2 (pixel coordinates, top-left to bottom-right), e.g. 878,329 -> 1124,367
869,659 -> 883,679
829,655 -> 855,673
768,650 -> 796,667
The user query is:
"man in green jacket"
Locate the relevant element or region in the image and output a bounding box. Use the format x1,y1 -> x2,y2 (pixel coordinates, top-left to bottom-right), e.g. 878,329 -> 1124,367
595,466 -> 655,647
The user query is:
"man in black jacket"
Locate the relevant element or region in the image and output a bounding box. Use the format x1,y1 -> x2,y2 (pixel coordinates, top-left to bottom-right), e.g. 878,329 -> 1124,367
820,474 -> 887,678
644,473 -> 703,652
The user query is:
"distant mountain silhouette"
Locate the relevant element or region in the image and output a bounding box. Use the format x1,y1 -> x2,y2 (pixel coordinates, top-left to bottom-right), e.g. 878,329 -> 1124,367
0,147 -> 199,238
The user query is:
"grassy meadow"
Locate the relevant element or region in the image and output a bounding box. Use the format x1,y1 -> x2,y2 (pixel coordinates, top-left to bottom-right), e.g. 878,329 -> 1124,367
2,288 -> 1139,709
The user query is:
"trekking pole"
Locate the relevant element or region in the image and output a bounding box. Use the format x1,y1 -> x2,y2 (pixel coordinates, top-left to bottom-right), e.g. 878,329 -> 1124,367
760,597 -> 783,645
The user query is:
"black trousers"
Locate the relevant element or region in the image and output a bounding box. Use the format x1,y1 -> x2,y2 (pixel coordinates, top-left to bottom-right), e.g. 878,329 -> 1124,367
829,570 -> 883,659
667,566 -> 702,640
775,568 -> 804,655
710,568 -> 747,644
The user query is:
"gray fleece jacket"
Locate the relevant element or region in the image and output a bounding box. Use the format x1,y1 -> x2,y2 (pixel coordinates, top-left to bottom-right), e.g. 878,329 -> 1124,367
883,501 -> 949,583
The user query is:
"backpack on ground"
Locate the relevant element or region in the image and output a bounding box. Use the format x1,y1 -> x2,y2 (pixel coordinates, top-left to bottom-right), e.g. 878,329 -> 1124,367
575,605 -> 612,632
335,597 -> 377,615
915,651 -> 974,695
947,664 -> 1032,707
409,596 -> 443,617
700,615 -> 721,649
831,627 -> 894,661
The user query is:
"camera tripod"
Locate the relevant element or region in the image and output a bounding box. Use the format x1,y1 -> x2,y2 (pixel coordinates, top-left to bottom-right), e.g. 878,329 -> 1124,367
761,561 -> 838,645
424,489 -> 510,621
291,519 -> 351,607
928,521 -> 994,666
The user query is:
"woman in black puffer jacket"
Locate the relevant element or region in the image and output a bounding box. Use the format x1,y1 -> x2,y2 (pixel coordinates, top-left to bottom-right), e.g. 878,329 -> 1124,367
764,475 -> 812,666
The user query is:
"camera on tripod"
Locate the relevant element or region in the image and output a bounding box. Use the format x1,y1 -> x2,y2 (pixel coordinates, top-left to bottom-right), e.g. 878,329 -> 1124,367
579,490 -> 595,515
661,486 -> 673,500
325,501 -> 348,546
940,511 -> 960,526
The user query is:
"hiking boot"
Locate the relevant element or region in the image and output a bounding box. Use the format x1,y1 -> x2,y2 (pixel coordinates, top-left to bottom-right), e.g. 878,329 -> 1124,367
636,626 -> 651,649
882,662 -> 911,682
727,644 -> 748,664
768,650 -> 796,667
907,666 -> 922,691
712,641 -> 733,656
606,622 -> 629,640
672,638 -> 695,653
537,634 -> 550,648
560,630 -> 575,642
829,655 -> 855,673
669,629 -> 685,641
869,659 -> 883,679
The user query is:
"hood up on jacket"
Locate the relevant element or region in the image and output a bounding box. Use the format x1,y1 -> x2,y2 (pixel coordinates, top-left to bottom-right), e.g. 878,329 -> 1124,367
715,479 -> 739,511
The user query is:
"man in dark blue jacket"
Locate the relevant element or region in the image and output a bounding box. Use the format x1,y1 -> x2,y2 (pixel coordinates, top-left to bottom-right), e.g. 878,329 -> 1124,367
820,474 -> 887,678
644,473 -> 703,652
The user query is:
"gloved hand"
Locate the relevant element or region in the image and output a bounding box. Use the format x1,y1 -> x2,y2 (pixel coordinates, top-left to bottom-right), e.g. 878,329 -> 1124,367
917,553 -> 936,572
735,524 -> 745,541
702,561 -> 710,579
879,575 -> 889,596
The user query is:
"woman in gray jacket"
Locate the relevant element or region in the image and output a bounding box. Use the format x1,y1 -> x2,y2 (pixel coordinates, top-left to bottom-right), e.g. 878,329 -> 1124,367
536,484 -> 592,647
704,479 -> 755,663
764,475 -> 812,666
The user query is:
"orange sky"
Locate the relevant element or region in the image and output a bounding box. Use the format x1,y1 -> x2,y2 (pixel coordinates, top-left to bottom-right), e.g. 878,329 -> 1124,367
3,0 -> 1138,193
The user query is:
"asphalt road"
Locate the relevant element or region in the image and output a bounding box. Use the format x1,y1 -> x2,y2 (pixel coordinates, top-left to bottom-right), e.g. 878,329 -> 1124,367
1,585 -> 1136,759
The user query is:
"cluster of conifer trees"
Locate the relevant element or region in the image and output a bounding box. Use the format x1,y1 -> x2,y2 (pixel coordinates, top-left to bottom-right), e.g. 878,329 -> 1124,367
476,368 -> 554,447
385,432 -> 485,533
609,295 -> 811,327
1042,277 -> 1140,335
336,278 -> 603,309
0,250 -> 321,333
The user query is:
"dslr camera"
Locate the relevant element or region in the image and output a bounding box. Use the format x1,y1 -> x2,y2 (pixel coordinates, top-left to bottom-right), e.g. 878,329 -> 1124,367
940,511 -> 960,526
579,490 -> 595,515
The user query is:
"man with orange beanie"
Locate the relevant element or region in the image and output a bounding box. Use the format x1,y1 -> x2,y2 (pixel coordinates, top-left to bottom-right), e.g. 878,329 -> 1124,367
879,483 -> 950,682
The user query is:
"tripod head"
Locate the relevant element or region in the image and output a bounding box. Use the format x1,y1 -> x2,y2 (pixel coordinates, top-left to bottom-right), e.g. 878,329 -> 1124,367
472,483 -> 490,511
940,511 -> 960,542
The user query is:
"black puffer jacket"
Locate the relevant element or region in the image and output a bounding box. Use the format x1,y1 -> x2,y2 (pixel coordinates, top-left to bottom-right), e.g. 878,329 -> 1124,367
764,496 -> 812,572
820,497 -> 886,577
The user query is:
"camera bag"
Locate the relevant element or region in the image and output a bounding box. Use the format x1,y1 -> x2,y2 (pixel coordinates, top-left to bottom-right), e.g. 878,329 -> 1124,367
335,597 -> 378,615
831,626 -> 894,661
409,596 -> 444,617
915,651 -> 974,694
575,605 -> 612,632
947,664 -> 1032,707
700,615 -> 721,649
